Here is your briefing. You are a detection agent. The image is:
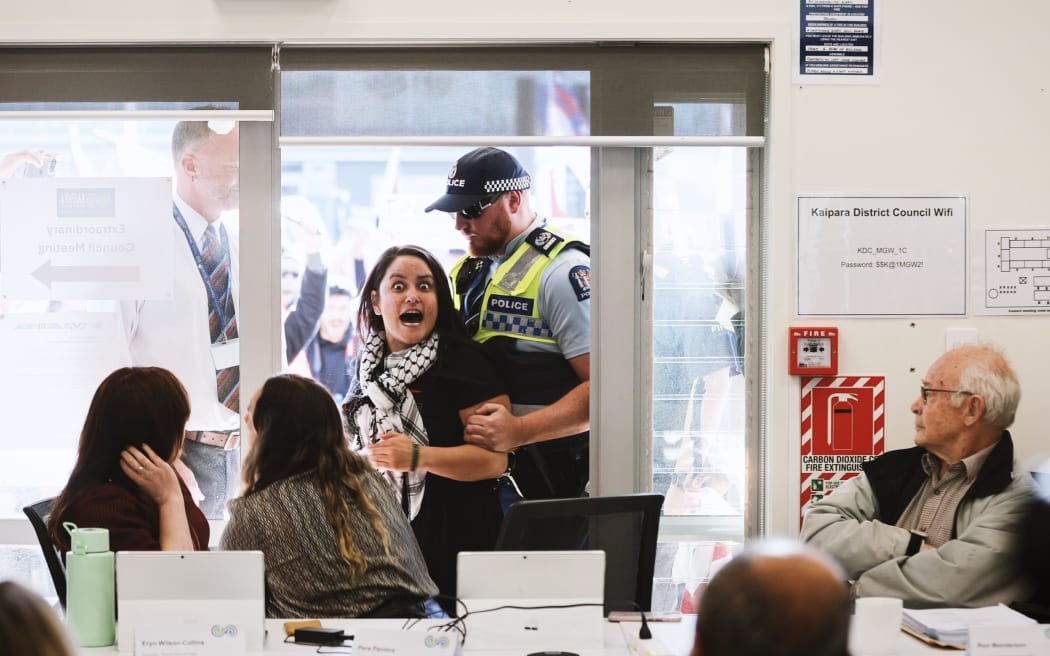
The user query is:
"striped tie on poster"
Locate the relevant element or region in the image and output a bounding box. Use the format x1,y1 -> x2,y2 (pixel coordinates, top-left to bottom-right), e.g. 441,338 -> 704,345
201,224 -> 239,411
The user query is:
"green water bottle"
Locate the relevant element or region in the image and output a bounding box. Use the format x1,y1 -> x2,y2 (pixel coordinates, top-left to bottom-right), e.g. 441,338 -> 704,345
63,521 -> 115,647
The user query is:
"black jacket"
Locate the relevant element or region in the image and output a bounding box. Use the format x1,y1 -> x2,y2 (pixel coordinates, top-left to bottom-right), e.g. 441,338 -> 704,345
861,431 -> 1017,538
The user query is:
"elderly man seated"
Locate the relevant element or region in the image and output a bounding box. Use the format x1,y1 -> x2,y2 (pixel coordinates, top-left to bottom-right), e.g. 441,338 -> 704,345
802,344 -> 1035,608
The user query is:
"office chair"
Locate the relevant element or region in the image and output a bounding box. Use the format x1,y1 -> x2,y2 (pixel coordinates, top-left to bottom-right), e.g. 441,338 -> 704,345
495,493 -> 664,615
22,497 -> 66,609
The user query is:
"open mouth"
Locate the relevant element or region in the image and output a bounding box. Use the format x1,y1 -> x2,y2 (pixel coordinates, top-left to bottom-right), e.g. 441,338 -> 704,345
400,310 -> 424,325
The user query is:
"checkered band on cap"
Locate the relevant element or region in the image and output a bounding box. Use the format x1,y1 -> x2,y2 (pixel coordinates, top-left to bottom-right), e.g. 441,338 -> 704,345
425,147 -> 533,213
483,175 -> 532,194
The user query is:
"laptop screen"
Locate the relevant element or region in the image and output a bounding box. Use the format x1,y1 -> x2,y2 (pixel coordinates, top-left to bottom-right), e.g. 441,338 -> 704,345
456,550 -> 605,651
115,551 -> 265,653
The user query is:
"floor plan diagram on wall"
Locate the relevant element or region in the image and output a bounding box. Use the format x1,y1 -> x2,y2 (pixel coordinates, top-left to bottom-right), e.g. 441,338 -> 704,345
980,228 -> 1050,315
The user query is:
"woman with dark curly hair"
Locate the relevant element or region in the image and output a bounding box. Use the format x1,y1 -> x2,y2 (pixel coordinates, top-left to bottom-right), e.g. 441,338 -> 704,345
221,374 -> 438,618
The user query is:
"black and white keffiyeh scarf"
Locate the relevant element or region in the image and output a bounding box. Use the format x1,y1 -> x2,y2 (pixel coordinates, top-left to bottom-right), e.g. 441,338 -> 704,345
345,330 -> 439,520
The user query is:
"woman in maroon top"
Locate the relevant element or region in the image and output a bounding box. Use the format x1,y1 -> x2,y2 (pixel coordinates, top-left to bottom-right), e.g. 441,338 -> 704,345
48,367 -> 209,552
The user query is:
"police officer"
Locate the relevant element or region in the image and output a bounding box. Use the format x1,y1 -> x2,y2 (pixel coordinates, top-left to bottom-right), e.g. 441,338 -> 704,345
425,147 -> 591,500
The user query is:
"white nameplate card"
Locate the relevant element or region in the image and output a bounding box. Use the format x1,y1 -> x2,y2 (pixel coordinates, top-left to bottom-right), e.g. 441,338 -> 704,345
134,623 -> 246,656
353,626 -> 462,656
969,624 -> 1050,656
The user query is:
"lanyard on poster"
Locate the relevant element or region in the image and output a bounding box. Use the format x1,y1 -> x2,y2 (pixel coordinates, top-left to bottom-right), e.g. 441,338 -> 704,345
172,204 -> 231,336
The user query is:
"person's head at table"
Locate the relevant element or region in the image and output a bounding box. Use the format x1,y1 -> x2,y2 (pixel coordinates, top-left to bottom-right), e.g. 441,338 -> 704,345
240,374 -> 394,577
355,244 -> 465,354
910,343 -> 1019,474
47,367 -> 192,551
0,580 -> 74,656
692,538 -> 849,656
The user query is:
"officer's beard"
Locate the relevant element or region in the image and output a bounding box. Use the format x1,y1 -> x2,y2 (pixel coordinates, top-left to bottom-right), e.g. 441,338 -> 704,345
466,209 -> 514,258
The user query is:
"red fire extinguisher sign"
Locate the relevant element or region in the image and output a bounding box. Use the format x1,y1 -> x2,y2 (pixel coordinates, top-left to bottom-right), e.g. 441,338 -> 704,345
800,375 -> 885,524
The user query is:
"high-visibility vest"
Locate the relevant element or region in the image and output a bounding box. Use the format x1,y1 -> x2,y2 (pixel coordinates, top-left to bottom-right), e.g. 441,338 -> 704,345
451,225 -> 588,409
451,225 -> 587,348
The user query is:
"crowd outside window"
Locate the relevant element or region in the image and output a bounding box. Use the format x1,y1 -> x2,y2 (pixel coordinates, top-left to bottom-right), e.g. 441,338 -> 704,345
281,196 -> 329,367
291,284 -> 359,400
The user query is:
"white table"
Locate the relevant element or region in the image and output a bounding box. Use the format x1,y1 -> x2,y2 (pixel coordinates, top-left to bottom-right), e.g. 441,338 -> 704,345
77,613 -> 960,655
80,616 -> 698,655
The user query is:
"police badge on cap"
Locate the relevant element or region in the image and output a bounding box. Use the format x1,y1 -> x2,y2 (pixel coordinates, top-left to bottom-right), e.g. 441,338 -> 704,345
425,147 -> 531,214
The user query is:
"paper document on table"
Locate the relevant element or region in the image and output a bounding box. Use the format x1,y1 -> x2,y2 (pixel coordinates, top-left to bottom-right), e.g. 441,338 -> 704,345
901,604 -> 1036,647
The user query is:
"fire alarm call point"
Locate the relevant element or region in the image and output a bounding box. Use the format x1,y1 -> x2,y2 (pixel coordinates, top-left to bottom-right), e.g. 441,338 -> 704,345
789,327 -> 838,376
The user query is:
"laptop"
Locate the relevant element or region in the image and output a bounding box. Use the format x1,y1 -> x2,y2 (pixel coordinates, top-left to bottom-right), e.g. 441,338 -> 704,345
115,551 -> 266,653
456,550 -> 605,652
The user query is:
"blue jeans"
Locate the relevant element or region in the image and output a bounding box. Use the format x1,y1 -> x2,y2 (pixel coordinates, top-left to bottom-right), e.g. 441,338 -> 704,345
180,438 -> 240,519
421,598 -> 450,618
364,596 -> 450,619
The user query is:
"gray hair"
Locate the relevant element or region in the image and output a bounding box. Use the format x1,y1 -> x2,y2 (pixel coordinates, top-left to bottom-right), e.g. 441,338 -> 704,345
950,344 -> 1020,429
171,105 -> 229,162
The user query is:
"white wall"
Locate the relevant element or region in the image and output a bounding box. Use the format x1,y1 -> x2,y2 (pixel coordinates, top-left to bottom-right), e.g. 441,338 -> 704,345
6,0 -> 1049,537
789,3 -> 1050,477
785,0 -> 1050,534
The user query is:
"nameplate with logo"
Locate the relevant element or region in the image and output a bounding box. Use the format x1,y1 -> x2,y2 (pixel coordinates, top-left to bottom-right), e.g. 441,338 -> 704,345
134,623 -> 245,656
353,626 -> 462,655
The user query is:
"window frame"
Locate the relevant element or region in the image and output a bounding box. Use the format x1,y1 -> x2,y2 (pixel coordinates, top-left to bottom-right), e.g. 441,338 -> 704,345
0,47 -> 275,548
0,43 -> 770,556
276,44 -> 768,541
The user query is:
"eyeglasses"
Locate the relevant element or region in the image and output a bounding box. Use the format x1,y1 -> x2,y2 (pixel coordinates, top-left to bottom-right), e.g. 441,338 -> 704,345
456,193 -> 503,220
920,386 -> 975,404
